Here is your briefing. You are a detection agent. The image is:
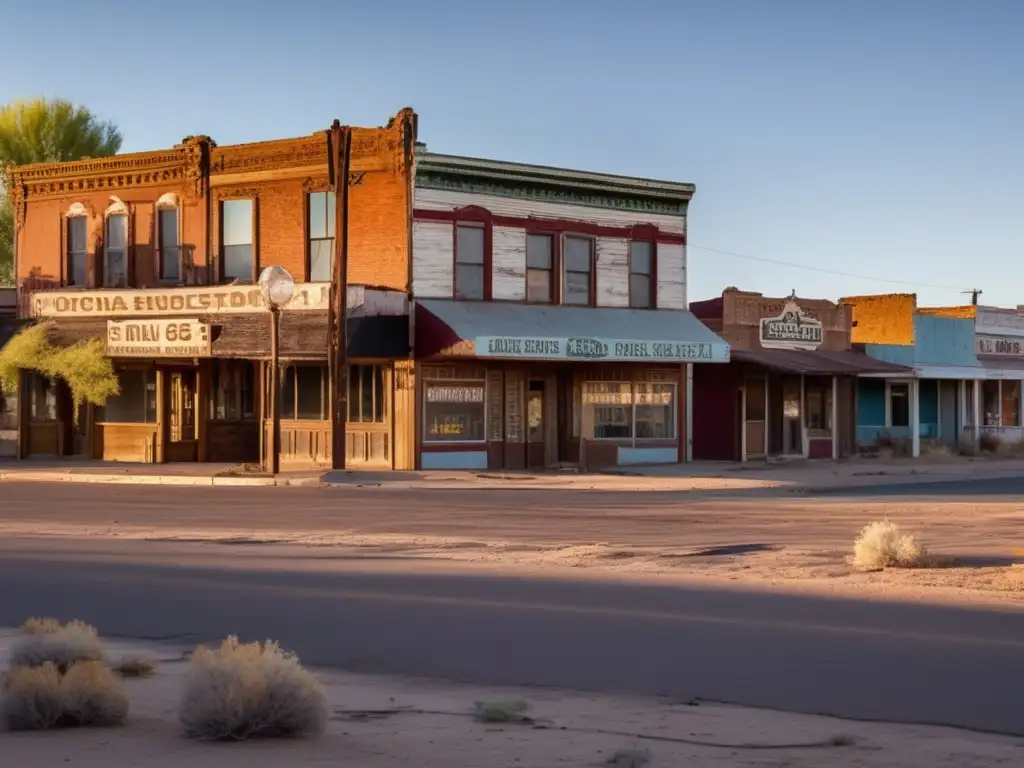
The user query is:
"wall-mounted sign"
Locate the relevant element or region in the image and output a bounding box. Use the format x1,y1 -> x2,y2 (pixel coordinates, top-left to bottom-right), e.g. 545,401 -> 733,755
425,385 -> 485,403
759,301 -> 823,351
475,336 -> 729,363
31,283 -> 330,318
976,335 -> 1024,357
106,319 -> 212,358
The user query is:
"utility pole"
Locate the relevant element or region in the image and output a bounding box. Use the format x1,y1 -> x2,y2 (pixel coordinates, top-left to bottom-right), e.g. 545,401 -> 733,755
327,120 -> 352,470
962,289 -> 983,306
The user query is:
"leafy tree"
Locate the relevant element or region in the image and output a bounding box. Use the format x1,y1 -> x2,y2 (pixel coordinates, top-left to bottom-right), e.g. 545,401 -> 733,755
0,98 -> 123,283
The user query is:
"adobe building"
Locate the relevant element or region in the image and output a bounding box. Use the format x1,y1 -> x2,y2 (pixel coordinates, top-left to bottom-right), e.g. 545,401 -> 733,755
409,148 -> 730,471
690,288 -> 908,461
5,109 -> 417,469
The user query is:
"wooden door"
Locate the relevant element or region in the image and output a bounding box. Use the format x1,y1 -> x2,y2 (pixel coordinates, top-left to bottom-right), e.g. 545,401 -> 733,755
167,370 -> 199,462
527,379 -> 545,469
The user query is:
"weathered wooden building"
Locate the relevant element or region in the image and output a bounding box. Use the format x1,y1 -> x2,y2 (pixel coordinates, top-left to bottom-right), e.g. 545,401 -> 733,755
690,288 -> 908,461
6,109 -> 417,468
410,148 -> 730,471
0,287 -> 18,458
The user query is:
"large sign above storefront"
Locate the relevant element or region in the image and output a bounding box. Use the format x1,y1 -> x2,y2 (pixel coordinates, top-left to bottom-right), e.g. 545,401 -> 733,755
106,319 -> 212,358
976,335 -> 1024,357
31,283 -> 330,318
759,300 -> 823,351
475,336 -> 728,363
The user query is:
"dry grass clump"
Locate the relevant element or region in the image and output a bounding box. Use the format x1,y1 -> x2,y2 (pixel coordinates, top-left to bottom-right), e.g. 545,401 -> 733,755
473,698 -> 532,723
852,519 -> 929,570
179,636 -> 327,741
10,618 -> 106,671
1,661 -> 128,731
113,656 -> 156,679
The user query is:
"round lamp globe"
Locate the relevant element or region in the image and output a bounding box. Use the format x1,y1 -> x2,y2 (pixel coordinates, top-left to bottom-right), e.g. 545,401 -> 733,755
258,265 -> 295,308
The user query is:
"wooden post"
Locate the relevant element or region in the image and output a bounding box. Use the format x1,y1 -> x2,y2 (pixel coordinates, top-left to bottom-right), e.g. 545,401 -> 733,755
268,306 -> 280,475
155,368 -> 166,464
195,361 -> 208,462
327,120 -> 352,470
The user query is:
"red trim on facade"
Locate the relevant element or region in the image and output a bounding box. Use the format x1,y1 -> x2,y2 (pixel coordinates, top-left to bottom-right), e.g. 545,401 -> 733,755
415,208 -> 686,245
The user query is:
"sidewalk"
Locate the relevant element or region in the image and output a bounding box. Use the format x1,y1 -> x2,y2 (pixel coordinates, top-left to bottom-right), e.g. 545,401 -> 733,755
1,455 -> 1023,492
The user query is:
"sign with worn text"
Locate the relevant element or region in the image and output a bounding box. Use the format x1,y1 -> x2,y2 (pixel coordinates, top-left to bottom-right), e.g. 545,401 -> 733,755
425,385 -> 485,403
475,336 -> 728,363
106,319 -> 212,358
31,283 -> 330,318
976,335 -> 1024,357
759,301 -> 823,351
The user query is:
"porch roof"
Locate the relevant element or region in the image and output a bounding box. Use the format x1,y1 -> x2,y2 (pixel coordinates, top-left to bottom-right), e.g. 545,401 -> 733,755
731,349 -> 913,376
414,300 -> 730,363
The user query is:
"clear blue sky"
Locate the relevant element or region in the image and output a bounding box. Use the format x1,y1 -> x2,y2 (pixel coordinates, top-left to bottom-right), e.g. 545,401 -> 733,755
3,0 -> 1022,307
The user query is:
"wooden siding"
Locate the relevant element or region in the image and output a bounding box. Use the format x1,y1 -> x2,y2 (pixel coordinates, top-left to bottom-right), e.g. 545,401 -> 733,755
412,220 -> 454,298
595,237 -> 629,307
657,243 -> 686,309
415,188 -> 686,234
93,423 -> 156,462
492,226 -> 526,301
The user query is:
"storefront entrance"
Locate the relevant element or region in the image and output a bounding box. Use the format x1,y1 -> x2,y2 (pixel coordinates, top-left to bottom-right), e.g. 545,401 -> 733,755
166,369 -> 198,462
527,379 -> 546,469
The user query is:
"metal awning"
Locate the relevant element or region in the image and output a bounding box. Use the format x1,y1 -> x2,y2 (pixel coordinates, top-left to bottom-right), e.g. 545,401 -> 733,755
731,349 -> 912,376
415,300 -> 730,363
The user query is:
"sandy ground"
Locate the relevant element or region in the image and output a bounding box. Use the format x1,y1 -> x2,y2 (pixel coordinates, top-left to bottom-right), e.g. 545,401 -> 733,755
1,630 -> 1022,767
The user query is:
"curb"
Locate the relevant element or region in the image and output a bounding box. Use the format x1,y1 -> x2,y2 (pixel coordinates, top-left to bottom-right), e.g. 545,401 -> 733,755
0,471 -> 278,487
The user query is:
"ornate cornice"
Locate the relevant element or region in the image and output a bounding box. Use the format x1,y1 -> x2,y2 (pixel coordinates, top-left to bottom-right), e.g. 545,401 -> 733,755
211,135 -> 327,176
214,186 -> 261,200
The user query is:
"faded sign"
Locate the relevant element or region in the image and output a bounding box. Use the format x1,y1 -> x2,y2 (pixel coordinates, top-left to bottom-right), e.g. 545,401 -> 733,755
31,283 -> 330,318
759,301 -> 823,351
976,335 -> 1024,357
475,336 -> 728,363
106,319 -> 212,358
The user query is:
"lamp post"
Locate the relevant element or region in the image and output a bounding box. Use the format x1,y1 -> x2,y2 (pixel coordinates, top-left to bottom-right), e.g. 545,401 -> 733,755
258,266 -> 295,475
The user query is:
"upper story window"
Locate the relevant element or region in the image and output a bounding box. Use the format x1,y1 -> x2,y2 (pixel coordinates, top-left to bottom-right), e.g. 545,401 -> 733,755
526,234 -> 554,303
455,224 -> 485,300
629,241 -> 655,308
221,199 -> 254,283
104,200 -> 129,288
157,194 -> 181,283
308,191 -> 336,283
563,236 -> 593,306
66,214 -> 88,287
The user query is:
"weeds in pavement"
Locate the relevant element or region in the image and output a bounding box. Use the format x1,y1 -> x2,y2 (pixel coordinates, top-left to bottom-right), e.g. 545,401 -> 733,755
607,745 -> 652,766
10,619 -> 107,672
852,519 -> 928,569
179,636 -> 327,741
1,660 -> 128,731
113,656 -> 156,678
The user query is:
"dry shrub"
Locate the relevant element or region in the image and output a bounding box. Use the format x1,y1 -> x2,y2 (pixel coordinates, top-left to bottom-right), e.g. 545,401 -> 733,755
179,636 -> 327,741
9,619 -> 106,671
113,656 -> 155,679
921,439 -> 953,458
979,432 -> 1002,454
852,519 -> 927,570
1,661 -> 128,731
473,698 -> 532,723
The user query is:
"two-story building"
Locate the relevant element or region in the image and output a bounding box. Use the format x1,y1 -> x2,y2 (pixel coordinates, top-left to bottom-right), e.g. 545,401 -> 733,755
409,148 -> 730,471
5,108 -> 417,469
0,287 -> 19,457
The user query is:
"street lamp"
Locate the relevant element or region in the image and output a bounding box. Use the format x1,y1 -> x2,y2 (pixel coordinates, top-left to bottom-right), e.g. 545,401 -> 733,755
259,266 -> 295,475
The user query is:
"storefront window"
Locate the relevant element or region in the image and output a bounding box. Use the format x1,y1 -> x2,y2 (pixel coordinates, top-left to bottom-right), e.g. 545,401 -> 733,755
281,365 -> 328,420
983,380 -> 1001,427
889,383 -> 910,428
0,389 -> 16,430
100,369 -> 157,423
28,373 -> 57,421
634,382 -> 676,439
348,365 -> 386,423
210,360 -> 255,420
804,376 -> 833,432
424,381 -> 486,442
1002,381 -> 1021,427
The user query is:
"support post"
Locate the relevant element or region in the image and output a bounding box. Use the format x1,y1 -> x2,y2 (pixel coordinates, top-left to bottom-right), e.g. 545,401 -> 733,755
831,375 -> 839,459
327,120 -> 352,470
268,306 -> 280,475
155,368 -> 166,464
973,379 -> 982,451
685,363 -> 693,462
958,379 -> 966,448
910,378 -> 921,458
800,374 -> 808,458
740,381 -> 747,461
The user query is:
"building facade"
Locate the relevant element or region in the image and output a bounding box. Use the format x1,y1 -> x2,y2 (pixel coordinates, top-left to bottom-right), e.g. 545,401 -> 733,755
0,287 -> 18,457
690,288 -> 909,461
409,149 -> 729,471
6,109 -> 418,469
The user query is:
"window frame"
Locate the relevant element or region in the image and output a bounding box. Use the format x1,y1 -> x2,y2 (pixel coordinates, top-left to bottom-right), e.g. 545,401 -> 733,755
422,378 -> 487,444
156,193 -> 183,284
348,364 -> 388,424
306,189 -> 336,283
582,380 -> 679,442
218,196 -> 257,284
209,360 -> 257,421
103,201 -> 130,289
525,232 -> 556,304
628,239 -> 657,309
65,213 -> 89,288
886,382 -> 911,428
451,206 -> 492,301
561,234 -> 596,307
280,364 -> 329,421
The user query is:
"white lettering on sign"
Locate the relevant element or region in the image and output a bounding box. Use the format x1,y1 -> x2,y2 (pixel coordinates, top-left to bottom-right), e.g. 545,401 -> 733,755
759,301 -> 823,351
31,283 -> 330,318
106,319 -> 212,358
425,385 -> 485,404
475,336 -> 729,363
976,335 -> 1024,357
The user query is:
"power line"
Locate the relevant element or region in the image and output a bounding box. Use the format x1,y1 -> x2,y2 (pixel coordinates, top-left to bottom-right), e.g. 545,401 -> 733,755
687,243 -> 971,293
